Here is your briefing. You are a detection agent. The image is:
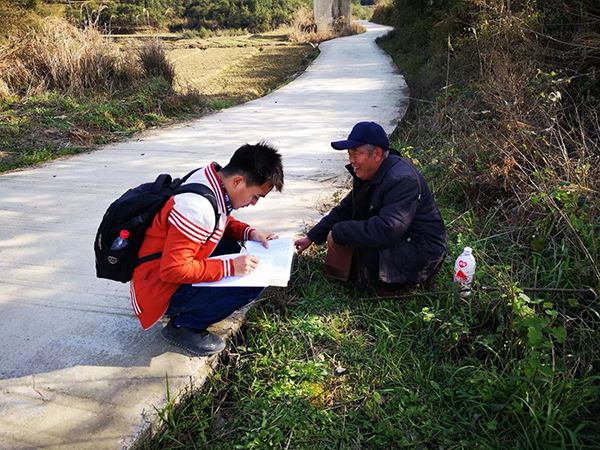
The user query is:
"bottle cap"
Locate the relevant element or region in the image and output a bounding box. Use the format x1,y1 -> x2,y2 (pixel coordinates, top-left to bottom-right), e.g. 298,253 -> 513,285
119,230 -> 130,239
463,247 -> 472,254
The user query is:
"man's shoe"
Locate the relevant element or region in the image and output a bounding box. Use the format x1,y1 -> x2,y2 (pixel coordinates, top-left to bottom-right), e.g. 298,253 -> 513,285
161,320 -> 225,356
375,287 -> 399,297
374,283 -> 418,298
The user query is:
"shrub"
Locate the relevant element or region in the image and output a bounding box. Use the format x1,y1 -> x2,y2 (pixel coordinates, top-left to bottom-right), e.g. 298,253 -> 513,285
182,0 -> 311,33
66,0 -> 312,34
0,18 -> 141,96
375,0 -> 600,286
286,6 -> 366,44
68,0 -> 185,31
181,27 -> 210,39
351,3 -> 374,20
137,39 -> 176,86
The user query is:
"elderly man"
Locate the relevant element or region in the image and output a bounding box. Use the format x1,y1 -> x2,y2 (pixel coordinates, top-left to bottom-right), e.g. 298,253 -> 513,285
294,121 -> 447,295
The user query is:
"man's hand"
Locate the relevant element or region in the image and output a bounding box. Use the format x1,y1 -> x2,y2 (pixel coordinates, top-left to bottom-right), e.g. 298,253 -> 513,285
249,229 -> 278,248
232,254 -> 259,276
294,236 -> 313,254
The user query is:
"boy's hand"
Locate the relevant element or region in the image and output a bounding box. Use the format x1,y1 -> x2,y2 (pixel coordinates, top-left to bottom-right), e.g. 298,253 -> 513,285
249,229 -> 278,248
232,254 -> 259,276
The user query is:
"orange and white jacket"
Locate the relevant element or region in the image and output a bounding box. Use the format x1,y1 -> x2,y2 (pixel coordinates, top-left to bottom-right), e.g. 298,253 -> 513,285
130,163 -> 254,330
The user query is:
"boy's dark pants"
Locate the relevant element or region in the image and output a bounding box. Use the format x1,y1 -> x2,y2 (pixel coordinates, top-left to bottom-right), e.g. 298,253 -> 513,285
166,238 -> 264,330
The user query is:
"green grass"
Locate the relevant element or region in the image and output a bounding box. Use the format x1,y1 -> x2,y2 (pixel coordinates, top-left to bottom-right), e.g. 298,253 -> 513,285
137,224 -> 600,449
0,78 -> 203,173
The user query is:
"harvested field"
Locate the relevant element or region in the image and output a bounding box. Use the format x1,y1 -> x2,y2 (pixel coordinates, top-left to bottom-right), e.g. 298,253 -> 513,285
168,36 -> 313,103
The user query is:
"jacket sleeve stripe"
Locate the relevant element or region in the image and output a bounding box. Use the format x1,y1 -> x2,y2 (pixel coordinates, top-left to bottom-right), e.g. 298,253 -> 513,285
169,211 -> 211,243
205,227 -> 224,245
222,258 -> 234,277
169,216 -> 208,243
222,259 -> 229,277
170,208 -> 212,236
130,280 -> 141,315
244,227 -> 254,241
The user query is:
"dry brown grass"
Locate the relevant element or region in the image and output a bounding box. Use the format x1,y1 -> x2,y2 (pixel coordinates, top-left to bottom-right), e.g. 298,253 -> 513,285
284,7 -> 366,44
0,17 -> 140,97
407,6 -> 600,281
170,42 -> 314,103
137,39 -> 176,85
456,17 -> 599,209
170,46 -> 259,92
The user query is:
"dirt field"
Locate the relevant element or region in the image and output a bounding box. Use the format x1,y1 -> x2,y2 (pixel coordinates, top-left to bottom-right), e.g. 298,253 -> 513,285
167,34 -> 315,103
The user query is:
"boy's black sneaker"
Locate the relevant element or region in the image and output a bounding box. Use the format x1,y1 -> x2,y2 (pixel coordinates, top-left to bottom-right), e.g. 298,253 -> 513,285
161,320 -> 225,356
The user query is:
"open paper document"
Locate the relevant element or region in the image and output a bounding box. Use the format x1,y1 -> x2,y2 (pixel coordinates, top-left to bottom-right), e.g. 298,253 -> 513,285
193,236 -> 294,288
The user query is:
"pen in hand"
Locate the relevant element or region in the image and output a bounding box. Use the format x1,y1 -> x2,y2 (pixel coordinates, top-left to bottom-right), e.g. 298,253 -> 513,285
232,253 -> 259,276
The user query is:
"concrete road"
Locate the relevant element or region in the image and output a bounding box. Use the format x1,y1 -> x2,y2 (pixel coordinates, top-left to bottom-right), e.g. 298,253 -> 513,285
0,21 -> 407,449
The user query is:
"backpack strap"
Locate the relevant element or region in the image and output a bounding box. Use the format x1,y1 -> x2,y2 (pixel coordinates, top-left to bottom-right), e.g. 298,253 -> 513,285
152,174 -> 173,193
179,168 -> 202,183
137,182 -> 221,266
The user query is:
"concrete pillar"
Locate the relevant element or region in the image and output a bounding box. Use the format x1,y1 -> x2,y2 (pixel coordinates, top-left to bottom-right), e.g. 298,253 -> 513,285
314,0 -> 351,32
333,0 -> 352,30
314,0 -> 333,33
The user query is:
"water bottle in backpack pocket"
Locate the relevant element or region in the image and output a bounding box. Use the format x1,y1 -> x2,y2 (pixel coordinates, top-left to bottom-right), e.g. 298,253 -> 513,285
110,230 -> 130,250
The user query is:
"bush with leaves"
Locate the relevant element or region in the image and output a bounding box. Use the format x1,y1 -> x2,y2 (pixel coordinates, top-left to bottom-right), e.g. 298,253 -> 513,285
182,0 -> 311,33
67,0 -> 311,33
374,0 -> 600,287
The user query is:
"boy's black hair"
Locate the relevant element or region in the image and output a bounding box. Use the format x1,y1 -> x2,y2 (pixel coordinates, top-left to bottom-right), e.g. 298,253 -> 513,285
221,142 -> 284,192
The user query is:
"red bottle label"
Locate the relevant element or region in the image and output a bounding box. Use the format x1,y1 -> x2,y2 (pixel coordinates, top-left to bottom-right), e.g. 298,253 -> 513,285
454,269 -> 468,282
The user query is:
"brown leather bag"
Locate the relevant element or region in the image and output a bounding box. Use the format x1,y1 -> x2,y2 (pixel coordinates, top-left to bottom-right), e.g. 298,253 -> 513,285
322,182 -> 370,281
323,244 -> 355,281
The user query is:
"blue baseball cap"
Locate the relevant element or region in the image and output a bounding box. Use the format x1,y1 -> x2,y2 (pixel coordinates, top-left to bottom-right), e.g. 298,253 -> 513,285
331,121 -> 389,151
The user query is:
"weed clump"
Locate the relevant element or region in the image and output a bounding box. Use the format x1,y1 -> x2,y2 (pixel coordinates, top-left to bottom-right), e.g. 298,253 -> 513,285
137,39 -> 176,86
0,18 -> 140,97
285,6 -> 366,44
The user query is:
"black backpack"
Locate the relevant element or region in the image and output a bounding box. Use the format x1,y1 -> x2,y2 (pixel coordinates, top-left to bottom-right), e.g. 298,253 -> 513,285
94,169 -> 220,283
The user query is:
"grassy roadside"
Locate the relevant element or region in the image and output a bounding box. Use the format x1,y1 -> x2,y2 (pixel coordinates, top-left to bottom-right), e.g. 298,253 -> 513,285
136,138 -> 599,448
138,239 -> 599,449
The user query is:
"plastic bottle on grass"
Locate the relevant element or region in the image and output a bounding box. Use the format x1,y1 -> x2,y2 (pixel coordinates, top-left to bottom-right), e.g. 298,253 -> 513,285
453,247 -> 476,297
111,230 -> 130,250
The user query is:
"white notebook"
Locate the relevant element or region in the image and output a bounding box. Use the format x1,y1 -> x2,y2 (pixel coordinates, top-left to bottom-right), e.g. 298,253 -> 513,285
192,236 -> 294,288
